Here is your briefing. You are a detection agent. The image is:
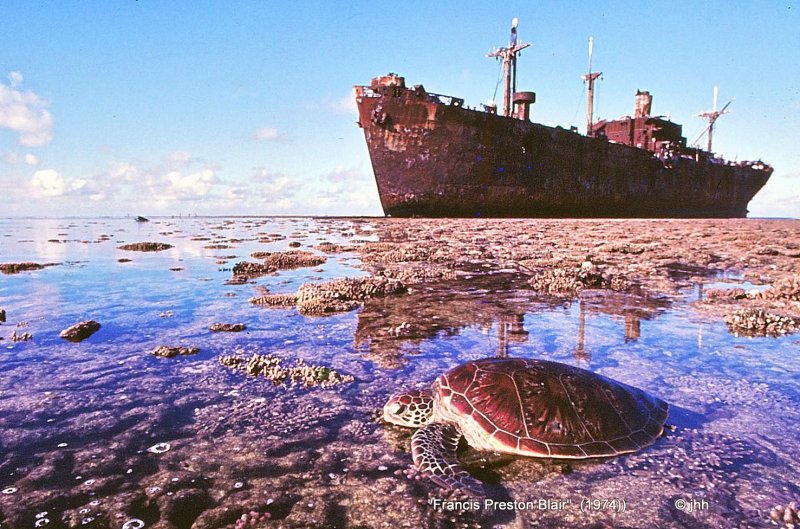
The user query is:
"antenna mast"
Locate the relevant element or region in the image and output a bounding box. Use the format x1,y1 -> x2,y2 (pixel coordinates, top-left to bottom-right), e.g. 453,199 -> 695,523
697,85 -> 733,153
488,18 -> 530,117
582,37 -> 602,136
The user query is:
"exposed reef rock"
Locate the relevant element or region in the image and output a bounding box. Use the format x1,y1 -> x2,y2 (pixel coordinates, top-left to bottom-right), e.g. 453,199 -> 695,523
295,276 -> 405,315
314,242 -> 357,253
528,262 -> 630,296
761,276 -> 800,301
249,276 -> 406,315
249,250 -> 326,269
0,262 -> 52,274
118,242 -> 173,252
249,293 -> 298,307
59,320 -> 101,342
151,345 -> 200,358
232,261 -> 275,279
219,353 -> 354,387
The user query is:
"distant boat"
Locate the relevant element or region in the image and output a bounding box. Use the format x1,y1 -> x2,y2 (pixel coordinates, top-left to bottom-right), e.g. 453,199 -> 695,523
134,216 -> 150,223
354,19 -> 772,218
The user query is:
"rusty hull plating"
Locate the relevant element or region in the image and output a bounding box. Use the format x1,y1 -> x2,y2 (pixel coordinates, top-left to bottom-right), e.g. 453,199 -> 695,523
354,61 -> 772,218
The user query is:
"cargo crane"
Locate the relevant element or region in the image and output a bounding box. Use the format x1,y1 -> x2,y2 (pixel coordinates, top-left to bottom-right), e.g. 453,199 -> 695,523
696,85 -> 733,153
488,18 -> 531,117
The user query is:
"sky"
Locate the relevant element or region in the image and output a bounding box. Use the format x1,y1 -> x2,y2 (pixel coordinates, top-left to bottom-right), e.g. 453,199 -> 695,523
1,1 -> 798,218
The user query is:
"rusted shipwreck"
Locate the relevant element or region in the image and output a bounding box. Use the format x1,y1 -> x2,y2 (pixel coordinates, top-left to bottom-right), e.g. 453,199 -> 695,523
354,20 -> 772,218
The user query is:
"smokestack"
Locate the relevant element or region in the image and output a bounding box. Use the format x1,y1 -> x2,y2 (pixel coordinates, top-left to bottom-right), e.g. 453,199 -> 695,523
634,90 -> 652,118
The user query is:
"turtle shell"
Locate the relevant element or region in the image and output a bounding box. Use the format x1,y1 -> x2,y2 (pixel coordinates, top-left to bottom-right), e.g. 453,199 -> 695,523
432,358 -> 668,458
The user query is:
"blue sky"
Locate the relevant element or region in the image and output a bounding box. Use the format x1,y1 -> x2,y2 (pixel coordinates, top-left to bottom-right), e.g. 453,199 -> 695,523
1,1 -> 798,217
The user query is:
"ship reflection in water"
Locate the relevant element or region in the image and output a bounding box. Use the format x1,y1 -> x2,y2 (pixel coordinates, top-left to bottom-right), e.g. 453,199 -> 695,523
353,273 -> 671,368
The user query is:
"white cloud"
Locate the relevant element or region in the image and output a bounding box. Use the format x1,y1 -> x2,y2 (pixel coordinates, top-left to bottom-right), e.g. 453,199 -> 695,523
0,74 -> 54,147
325,166 -> 366,182
304,92 -> 359,116
1,151 -> 39,165
165,150 -> 192,169
8,72 -> 23,88
31,169 -> 66,197
330,94 -> 357,115
251,126 -> 281,141
107,160 -> 142,182
165,168 -> 217,199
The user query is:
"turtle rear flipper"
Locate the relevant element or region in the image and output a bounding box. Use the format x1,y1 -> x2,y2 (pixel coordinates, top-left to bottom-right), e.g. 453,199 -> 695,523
411,422 -> 484,496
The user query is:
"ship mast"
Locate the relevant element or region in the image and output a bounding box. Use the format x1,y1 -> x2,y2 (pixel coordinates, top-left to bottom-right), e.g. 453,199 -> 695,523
696,85 -> 733,153
488,18 -> 530,117
582,37 -> 602,136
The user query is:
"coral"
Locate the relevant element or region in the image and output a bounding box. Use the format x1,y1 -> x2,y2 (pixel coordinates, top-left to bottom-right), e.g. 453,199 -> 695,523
528,263 -> 628,296
724,309 -> 797,337
295,276 -> 406,315
234,510 -> 272,528
762,276 -> 800,301
249,293 -> 298,307
208,323 -> 246,332
249,250 -> 326,269
232,261 -> 275,279
705,287 -> 748,300
314,242 -> 357,253
219,353 -> 354,388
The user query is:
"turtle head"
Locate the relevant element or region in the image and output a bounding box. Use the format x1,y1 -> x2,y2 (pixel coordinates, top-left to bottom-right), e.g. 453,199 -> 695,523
383,389 -> 434,428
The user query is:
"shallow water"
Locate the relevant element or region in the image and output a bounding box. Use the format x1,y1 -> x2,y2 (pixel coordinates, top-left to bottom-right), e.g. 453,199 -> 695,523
0,217 -> 798,529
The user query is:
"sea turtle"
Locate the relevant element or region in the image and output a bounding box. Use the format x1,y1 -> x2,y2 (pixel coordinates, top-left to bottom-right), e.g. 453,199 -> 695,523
383,358 -> 668,494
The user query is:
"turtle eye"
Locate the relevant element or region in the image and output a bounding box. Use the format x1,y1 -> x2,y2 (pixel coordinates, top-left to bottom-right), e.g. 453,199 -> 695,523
390,403 -> 407,416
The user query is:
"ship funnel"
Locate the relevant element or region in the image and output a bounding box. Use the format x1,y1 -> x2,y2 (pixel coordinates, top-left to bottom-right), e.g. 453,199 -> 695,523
634,90 -> 652,118
513,91 -> 536,121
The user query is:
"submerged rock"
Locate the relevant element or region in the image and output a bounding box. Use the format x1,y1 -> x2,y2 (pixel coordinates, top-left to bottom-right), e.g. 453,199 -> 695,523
208,322 -> 247,332
59,320 -> 101,342
219,353 -> 354,387
151,345 -> 200,358
0,308 -> 5,322
118,242 -> 173,252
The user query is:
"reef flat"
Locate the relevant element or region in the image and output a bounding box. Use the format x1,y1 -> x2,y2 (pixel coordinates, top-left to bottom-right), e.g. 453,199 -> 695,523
0,217 -> 798,529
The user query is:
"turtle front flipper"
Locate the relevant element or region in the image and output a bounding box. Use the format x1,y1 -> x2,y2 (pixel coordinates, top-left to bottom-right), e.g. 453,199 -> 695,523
411,422 -> 484,496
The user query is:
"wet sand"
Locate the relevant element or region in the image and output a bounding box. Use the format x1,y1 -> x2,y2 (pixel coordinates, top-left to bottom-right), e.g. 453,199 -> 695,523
0,217 -> 798,529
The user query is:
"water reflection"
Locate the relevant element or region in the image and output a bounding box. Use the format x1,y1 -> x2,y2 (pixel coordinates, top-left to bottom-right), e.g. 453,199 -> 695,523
355,274 -> 672,368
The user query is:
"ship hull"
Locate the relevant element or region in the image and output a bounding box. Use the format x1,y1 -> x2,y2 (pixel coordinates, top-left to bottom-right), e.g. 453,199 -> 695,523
355,86 -> 772,218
